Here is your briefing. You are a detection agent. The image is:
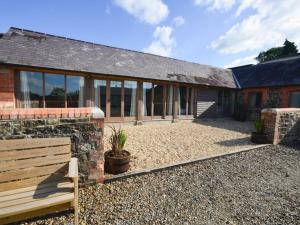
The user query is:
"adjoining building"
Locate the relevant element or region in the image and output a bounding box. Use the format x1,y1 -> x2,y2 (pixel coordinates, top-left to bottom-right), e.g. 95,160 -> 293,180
0,27 -> 237,122
231,56 -> 300,120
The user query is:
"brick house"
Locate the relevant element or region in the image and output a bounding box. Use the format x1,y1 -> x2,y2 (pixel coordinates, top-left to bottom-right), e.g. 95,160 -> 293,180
0,27 -> 237,121
231,56 -> 300,120
0,27 -> 299,122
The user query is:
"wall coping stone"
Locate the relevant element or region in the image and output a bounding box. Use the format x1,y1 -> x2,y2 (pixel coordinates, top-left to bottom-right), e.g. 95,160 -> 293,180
262,108 -> 300,113
0,107 -> 104,120
91,107 -> 105,119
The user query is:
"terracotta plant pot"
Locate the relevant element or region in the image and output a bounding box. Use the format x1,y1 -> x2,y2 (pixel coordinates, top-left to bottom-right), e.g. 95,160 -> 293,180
251,132 -> 268,144
104,150 -> 130,174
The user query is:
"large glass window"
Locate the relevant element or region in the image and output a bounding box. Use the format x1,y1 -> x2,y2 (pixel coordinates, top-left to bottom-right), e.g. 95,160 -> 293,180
94,80 -> 106,114
179,86 -> 187,115
289,91 -> 300,107
45,73 -> 65,108
166,85 -> 173,116
124,81 -> 137,117
67,76 -> 84,107
188,87 -> 193,115
110,81 -> 122,117
19,71 -> 43,108
143,82 -> 152,116
153,84 -> 164,116
248,92 -> 262,108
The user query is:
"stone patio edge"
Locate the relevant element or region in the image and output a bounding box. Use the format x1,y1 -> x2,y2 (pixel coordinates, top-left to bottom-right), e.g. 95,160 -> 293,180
104,144 -> 271,183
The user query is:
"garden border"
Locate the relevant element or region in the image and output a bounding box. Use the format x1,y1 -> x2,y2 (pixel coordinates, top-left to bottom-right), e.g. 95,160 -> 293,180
105,144 -> 270,183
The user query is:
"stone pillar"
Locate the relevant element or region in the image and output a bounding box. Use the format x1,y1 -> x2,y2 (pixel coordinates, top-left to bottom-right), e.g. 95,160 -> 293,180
136,81 -> 143,125
173,85 -> 179,122
88,107 -> 105,183
262,108 -> 300,144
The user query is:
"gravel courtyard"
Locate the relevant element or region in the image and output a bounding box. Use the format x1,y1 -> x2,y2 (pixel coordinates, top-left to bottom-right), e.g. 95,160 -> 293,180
21,143 -> 300,225
105,118 -> 256,172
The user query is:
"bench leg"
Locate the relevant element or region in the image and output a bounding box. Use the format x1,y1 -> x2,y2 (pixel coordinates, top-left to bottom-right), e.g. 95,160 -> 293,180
74,178 -> 79,225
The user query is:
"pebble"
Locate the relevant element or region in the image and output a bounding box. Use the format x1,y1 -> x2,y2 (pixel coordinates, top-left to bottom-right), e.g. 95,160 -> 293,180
19,143 -> 300,225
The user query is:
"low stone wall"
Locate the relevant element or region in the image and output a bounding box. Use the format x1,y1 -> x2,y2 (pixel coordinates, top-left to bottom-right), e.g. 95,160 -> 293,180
262,108 -> 300,144
0,107 -> 105,184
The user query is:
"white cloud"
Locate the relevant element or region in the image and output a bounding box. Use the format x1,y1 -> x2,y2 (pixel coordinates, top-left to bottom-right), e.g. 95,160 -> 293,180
173,16 -> 185,27
114,0 -> 169,25
143,26 -> 176,57
211,0 -> 300,54
224,55 -> 257,68
194,0 -> 235,10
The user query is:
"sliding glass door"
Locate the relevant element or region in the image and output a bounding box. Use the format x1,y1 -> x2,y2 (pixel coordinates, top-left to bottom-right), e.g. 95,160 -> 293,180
110,81 -> 122,117
124,81 -> 137,117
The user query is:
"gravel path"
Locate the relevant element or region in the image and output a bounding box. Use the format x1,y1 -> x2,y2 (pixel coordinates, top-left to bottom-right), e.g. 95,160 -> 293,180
104,118 -> 255,172
21,143 -> 300,225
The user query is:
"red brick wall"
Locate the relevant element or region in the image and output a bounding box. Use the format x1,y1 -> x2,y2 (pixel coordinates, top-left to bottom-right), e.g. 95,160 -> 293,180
0,67 -> 15,109
242,86 -> 300,108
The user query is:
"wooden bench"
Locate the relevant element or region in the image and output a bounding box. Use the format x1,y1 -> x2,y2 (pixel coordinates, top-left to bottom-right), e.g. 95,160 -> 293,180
0,138 -> 78,225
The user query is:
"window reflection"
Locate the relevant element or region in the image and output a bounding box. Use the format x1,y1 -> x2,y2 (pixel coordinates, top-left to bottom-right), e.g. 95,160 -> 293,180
153,84 -> 164,116
179,86 -> 187,115
124,81 -> 137,117
45,73 -> 65,108
67,76 -> 84,107
19,71 -> 43,108
94,80 -> 106,114
110,81 -> 122,117
143,82 -> 152,116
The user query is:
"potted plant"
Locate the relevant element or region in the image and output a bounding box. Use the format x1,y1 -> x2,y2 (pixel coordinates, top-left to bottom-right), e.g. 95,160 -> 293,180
104,126 -> 130,174
251,118 -> 267,143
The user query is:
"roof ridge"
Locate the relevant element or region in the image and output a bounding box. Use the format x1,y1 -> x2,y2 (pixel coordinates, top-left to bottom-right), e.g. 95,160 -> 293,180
8,27 -> 226,71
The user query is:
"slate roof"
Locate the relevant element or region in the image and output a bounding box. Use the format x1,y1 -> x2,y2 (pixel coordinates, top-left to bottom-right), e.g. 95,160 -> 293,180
0,27 -> 236,88
231,56 -> 300,88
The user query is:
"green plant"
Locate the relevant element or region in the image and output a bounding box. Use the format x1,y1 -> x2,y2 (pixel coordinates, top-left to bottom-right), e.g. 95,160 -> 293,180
254,118 -> 264,133
109,126 -> 127,154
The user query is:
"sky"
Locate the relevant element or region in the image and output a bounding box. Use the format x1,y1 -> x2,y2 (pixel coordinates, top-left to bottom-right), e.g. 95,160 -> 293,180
1,0 -> 299,68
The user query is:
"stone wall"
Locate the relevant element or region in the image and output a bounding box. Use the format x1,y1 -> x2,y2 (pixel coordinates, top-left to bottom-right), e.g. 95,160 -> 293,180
0,107 -> 105,184
262,108 -> 300,144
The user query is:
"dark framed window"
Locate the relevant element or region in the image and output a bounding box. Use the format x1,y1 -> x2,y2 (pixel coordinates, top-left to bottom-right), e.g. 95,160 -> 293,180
289,91 -> 300,107
179,86 -> 187,115
19,71 -> 43,108
124,81 -> 137,117
248,92 -> 262,108
67,75 -> 84,107
188,87 -> 193,115
110,81 -> 122,117
153,84 -> 164,116
18,70 -> 86,108
45,73 -> 65,108
143,82 -> 152,116
94,80 -> 107,114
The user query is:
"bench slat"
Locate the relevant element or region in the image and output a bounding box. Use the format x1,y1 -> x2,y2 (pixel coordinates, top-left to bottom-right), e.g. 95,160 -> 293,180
0,182 -> 73,203
0,145 -> 70,161
0,187 -> 74,208
0,175 -> 70,192
0,181 -> 73,198
0,138 -> 70,151
0,164 -> 68,183
0,193 -> 74,218
0,153 -> 71,172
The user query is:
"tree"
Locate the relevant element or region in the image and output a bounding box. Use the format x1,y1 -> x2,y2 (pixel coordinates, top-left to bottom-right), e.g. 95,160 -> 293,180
255,39 -> 298,63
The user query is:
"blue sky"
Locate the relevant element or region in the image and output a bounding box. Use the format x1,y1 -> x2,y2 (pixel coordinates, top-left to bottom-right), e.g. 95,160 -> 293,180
1,0 -> 299,68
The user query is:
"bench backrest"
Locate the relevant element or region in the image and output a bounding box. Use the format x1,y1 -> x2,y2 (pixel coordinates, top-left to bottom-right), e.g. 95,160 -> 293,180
0,138 -> 71,192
